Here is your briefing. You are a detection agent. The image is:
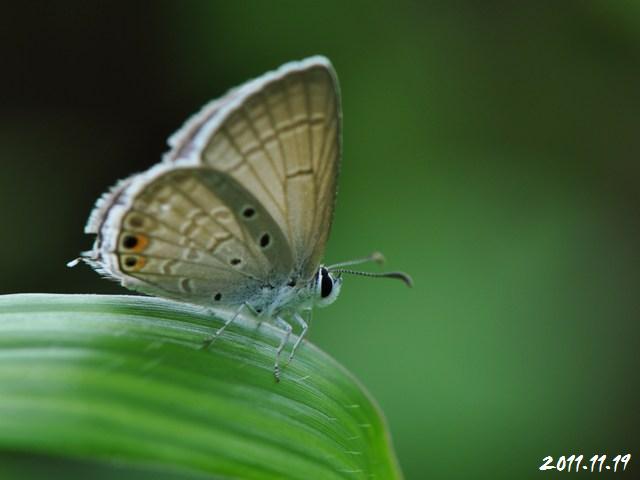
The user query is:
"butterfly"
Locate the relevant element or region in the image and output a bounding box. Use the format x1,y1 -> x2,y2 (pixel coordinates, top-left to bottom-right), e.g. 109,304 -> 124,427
71,56 -> 411,380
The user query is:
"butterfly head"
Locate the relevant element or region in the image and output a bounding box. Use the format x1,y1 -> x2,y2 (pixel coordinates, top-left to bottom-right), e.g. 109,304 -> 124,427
313,266 -> 343,308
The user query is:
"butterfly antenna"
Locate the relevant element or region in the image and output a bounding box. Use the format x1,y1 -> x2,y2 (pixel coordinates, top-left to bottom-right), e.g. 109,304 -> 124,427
327,251 -> 386,269
331,268 -> 413,288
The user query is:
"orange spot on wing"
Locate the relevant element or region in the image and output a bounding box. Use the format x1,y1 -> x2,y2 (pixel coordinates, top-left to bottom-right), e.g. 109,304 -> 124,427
120,233 -> 150,253
133,256 -> 146,270
131,234 -> 149,253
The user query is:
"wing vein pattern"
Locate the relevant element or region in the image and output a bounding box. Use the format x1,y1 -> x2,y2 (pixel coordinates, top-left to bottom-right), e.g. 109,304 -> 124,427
87,57 -> 341,307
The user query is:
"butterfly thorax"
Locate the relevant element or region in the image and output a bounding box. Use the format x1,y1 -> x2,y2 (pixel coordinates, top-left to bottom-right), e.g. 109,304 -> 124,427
247,266 -> 342,318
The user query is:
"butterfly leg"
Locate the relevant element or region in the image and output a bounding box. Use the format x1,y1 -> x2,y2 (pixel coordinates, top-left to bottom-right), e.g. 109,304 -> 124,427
201,303 -> 246,350
286,310 -> 310,366
273,316 -> 292,382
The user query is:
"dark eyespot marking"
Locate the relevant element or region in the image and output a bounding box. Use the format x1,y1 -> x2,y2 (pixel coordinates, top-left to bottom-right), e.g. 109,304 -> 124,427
259,233 -> 270,248
123,235 -> 138,249
124,256 -> 137,268
287,278 -> 297,287
230,258 -> 241,266
320,271 -> 333,298
129,216 -> 144,228
255,307 -> 263,314
242,207 -> 256,219
214,293 -> 222,301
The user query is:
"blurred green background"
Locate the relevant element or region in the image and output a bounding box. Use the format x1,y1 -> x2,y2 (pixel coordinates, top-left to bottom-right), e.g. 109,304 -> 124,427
1,1 -> 639,478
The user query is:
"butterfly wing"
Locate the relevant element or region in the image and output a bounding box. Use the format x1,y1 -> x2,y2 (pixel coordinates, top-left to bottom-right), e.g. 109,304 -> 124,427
84,57 -> 340,304
167,56 -> 341,281
85,164 -> 293,305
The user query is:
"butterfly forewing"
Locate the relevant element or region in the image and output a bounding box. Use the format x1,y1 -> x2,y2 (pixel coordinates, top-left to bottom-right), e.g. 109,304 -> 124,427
183,58 -> 341,281
166,87 -> 244,162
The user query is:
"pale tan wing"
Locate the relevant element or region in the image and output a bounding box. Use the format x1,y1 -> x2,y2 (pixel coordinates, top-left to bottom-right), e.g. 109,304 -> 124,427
85,164 -> 293,306
165,86 -> 244,162
169,56 -> 341,281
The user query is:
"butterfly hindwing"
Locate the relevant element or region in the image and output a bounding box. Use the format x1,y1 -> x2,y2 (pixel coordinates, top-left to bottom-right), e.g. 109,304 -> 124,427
89,165 -> 292,306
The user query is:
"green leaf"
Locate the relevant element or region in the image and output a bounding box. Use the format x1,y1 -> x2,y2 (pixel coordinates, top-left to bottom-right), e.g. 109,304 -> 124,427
0,294 -> 403,479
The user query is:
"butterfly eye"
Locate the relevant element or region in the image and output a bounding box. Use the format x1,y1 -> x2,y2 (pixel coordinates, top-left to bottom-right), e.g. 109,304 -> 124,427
320,272 -> 333,299
230,258 -> 242,266
214,293 -> 222,301
319,268 -> 334,299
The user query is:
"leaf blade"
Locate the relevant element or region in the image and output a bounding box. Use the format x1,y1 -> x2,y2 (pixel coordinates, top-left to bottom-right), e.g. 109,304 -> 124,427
0,294 -> 402,479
